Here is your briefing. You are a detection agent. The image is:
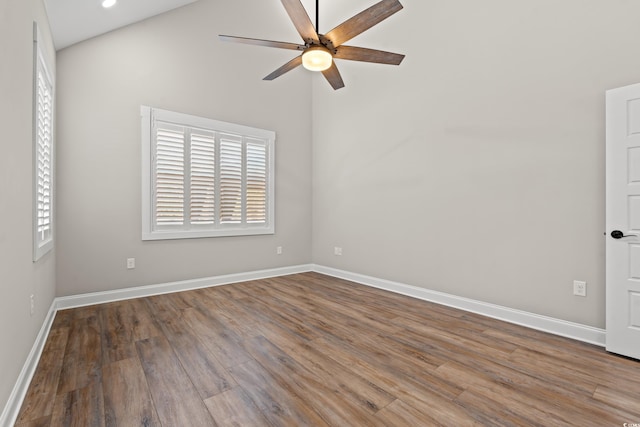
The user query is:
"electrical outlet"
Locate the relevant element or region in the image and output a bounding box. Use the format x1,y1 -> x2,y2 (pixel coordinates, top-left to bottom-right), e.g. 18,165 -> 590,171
276,246 -> 282,255
30,294 -> 35,316
573,280 -> 587,297
334,247 -> 342,256
127,258 -> 136,269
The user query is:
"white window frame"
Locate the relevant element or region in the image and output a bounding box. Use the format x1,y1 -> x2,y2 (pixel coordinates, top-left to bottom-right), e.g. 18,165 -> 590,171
141,106 -> 275,240
32,23 -> 54,261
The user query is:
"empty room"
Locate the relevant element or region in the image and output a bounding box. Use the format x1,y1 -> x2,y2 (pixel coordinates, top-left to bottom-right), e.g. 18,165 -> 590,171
2,0 -> 640,425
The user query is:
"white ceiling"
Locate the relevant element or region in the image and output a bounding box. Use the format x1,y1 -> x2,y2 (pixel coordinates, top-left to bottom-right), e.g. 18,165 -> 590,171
44,0 -> 201,50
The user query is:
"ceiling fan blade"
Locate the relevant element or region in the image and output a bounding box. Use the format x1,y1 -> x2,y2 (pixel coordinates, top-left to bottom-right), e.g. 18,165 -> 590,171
219,35 -> 305,51
334,45 -> 404,65
321,62 -> 345,90
325,0 -> 403,47
281,0 -> 319,43
263,55 -> 303,81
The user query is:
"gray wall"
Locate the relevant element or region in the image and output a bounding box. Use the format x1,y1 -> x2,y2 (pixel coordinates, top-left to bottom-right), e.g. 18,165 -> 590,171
4,0 -> 640,415
55,0 -> 313,296
0,0 -> 56,415
312,0 -> 640,328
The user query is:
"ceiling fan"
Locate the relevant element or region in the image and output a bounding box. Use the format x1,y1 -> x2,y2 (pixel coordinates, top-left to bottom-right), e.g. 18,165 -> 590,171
219,0 -> 405,90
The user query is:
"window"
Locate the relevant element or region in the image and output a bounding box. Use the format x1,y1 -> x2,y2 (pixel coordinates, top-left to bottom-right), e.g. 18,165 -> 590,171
33,23 -> 54,261
141,106 -> 275,240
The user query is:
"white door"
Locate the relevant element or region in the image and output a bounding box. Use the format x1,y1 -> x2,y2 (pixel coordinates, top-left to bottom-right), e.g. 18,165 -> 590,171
606,82 -> 640,360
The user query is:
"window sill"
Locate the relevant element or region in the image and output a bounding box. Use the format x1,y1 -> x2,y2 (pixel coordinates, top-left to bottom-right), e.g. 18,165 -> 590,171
142,226 -> 274,241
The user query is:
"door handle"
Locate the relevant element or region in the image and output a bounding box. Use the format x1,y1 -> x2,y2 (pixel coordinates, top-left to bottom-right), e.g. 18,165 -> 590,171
611,230 -> 638,239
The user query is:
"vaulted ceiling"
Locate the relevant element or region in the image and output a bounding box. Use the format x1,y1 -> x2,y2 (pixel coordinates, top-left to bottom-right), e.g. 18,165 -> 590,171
44,0 -> 201,49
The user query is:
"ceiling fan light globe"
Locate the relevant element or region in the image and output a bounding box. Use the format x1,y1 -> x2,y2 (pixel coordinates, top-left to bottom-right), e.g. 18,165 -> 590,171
302,47 -> 333,72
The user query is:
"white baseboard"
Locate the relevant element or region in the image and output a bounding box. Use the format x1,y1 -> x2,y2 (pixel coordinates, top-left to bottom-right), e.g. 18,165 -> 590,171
0,301 -> 57,427
312,265 -> 606,347
52,262 -> 608,346
56,264 -> 314,310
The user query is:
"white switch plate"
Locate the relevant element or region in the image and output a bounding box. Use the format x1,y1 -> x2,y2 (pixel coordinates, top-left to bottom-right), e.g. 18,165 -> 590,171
30,294 -> 35,316
334,247 -> 342,256
127,258 -> 136,269
276,246 -> 282,255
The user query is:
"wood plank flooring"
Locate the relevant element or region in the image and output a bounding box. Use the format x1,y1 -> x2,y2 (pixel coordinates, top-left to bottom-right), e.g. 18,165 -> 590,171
15,272 -> 640,426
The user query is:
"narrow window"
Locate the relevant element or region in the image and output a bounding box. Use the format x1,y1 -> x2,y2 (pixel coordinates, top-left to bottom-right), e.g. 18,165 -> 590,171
33,23 -> 54,261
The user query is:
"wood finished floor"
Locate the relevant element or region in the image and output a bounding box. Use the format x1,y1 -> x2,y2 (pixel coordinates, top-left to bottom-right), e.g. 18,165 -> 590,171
15,272 -> 640,426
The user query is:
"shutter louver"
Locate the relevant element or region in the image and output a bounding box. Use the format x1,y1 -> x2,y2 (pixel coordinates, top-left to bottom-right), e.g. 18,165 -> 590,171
190,131 -> 216,225
246,140 -> 267,224
36,69 -> 52,241
155,124 -> 185,226
220,134 -> 243,224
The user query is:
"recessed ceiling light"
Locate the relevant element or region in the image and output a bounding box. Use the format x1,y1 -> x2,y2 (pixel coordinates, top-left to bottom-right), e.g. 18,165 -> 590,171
102,0 -> 117,8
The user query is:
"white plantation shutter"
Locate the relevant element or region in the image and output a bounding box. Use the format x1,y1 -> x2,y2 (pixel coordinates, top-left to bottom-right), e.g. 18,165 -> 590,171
246,139 -> 267,224
220,134 -> 243,224
33,24 -> 54,261
141,107 -> 274,240
36,69 -> 53,240
154,123 -> 185,226
190,130 -> 216,225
